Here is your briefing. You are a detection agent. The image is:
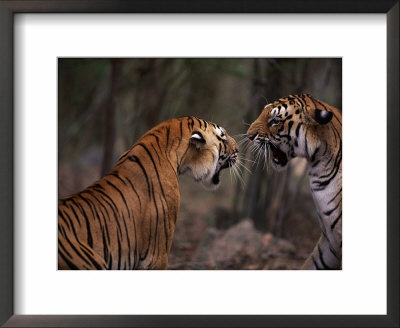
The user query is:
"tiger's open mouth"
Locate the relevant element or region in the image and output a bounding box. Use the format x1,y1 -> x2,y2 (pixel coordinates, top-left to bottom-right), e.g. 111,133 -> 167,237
212,171 -> 221,185
212,156 -> 237,185
269,143 -> 288,166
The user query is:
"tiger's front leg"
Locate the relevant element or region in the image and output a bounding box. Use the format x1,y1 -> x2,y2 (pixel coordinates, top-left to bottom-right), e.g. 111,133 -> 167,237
138,254 -> 169,270
153,255 -> 169,270
302,234 -> 341,270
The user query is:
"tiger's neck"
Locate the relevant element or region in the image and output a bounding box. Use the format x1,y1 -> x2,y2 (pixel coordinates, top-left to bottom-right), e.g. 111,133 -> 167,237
102,127 -> 191,269
116,125 -> 191,178
307,143 -> 342,233
292,120 -> 342,223
303,121 -> 342,269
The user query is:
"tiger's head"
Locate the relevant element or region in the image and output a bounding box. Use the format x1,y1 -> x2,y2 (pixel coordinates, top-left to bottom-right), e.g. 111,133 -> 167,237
247,94 -> 336,171
180,119 -> 239,189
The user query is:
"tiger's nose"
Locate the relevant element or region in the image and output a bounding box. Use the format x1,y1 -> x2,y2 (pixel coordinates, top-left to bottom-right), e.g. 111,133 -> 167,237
247,133 -> 257,141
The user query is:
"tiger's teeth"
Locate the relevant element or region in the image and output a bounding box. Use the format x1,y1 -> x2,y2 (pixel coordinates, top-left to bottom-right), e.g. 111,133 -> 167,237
273,158 -> 279,163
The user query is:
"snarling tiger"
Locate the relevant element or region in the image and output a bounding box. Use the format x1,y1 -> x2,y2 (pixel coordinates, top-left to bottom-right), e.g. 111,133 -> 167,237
58,117 -> 238,270
247,94 -> 342,270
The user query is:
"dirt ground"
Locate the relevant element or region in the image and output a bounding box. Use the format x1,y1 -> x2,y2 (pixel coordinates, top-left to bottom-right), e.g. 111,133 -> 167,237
168,174 -> 320,270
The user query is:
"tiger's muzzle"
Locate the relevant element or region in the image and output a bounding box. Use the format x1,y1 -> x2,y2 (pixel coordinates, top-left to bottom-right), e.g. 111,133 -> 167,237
247,133 -> 288,167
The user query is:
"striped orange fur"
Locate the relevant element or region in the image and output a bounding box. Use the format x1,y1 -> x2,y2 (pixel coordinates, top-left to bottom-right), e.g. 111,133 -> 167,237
58,117 -> 238,270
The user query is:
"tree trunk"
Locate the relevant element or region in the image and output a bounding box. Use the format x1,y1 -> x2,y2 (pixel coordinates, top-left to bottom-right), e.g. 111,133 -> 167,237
101,59 -> 123,176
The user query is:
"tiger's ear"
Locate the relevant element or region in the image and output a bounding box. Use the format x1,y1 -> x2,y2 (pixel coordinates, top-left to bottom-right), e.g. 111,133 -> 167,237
190,131 -> 206,150
303,103 -> 333,125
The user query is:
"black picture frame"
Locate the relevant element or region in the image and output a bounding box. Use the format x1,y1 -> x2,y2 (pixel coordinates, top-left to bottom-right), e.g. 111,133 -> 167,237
0,1 -> 398,327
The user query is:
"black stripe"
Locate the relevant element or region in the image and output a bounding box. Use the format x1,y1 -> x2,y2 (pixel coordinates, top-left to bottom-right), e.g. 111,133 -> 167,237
319,142 -> 342,179
118,150 -> 129,163
76,195 -> 105,251
297,96 -> 306,109
70,198 -> 93,248
321,141 -> 329,156
333,112 -> 342,126
310,147 -> 319,162
187,117 -> 194,130
135,143 -> 169,211
110,172 -> 127,185
159,194 -> 169,252
78,243 -> 104,270
58,246 -> 79,270
89,189 -> 124,253
287,120 -> 294,136
312,256 -> 322,270
131,209 -> 139,269
124,176 -> 142,211
166,126 -> 171,149
59,209 -> 83,245
58,238 -> 73,259
101,225 -> 109,265
117,235 -> 122,270
127,155 -> 151,197
295,122 -> 302,138
312,160 -> 320,168
323,199 -> 342,216
318,245 -> 334,270
65,200 -> 83,228
58,209 -> 72,230
89,198 -> 111,254
91,187 -> 120,221
325,154 -> 335,167
312,143 -> 341,189
321,229 -> 339,260
304,128 -> 309,158
331,212 -> 342,230
147,132 -> 161,150
121,215 -> 132,269
140,202 -> 153,261
58,223 -> 67,238
315,99 -> 328,111
174,120 -> 183,155
93,183 -> 104,190
194,117 -> 202,129
313,158 -> 341,190
62,233 -> 93,268
149,181 -> 160,265
328,188 -> 342,205
150,143 -> 162,165
104,180 -> 130,216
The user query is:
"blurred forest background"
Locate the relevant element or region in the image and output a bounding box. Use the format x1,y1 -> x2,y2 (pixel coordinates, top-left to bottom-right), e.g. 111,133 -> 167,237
58,58 -> 341,270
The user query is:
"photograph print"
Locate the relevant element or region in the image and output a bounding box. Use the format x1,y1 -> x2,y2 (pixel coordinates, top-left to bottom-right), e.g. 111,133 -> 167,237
58,58 -> 342,270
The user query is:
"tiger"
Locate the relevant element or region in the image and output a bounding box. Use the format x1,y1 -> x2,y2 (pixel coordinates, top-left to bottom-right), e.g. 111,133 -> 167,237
58,116 -> 238,270
247,94 -> 342,270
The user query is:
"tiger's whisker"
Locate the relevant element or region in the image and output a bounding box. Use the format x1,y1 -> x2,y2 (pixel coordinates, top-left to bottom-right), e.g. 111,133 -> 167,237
236,160 -> 251,174
232,164 -> 245,188
237,155 -> 256,164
